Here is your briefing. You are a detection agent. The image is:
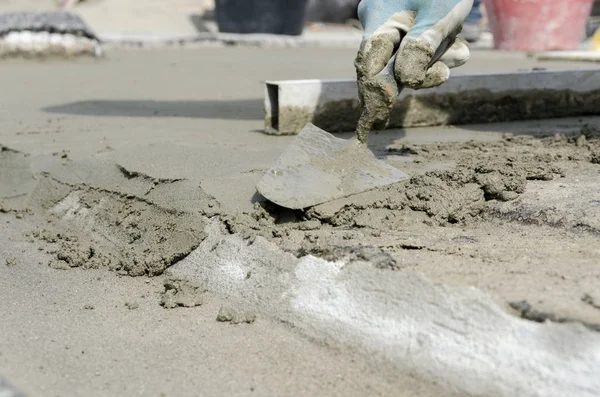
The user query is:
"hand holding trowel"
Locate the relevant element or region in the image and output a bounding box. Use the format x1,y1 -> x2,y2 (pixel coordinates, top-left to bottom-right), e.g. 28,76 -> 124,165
257,0 -> 473,210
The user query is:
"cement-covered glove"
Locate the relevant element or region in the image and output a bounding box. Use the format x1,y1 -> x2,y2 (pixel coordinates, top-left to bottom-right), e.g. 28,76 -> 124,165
354,0 -> 473,142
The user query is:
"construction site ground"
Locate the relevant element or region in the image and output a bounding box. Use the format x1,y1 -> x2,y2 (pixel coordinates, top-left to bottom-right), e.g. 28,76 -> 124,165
1,47 -> 600,396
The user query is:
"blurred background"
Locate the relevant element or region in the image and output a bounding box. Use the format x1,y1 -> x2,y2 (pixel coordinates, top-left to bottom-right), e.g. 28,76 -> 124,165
0,0 -> 598,52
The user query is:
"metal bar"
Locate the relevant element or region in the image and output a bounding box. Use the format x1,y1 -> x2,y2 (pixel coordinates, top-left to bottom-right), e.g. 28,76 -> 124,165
264,69 -> 600,135
536,51 -> 600,63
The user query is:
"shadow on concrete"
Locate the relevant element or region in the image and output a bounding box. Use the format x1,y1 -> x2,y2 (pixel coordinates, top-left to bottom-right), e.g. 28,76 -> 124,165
42,99 -> 264,120
189,12 -> 216,33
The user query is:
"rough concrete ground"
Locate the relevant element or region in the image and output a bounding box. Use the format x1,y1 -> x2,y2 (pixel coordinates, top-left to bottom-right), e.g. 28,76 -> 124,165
1,47 -> 600,396
1,212 -> 453,397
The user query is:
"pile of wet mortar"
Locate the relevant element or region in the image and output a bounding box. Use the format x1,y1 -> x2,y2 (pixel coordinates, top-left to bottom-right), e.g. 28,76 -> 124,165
0,151 -> 217,276
2,125 -> 600,283
225,126 -> 600,259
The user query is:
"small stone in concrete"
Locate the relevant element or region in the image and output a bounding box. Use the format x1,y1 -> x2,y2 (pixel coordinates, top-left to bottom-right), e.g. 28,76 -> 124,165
216,307 -> 256,325
160,279 -> 204,309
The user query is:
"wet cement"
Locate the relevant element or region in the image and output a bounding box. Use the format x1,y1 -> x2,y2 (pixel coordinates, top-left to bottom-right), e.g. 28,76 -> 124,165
3,47 -> 600,396
354,34 -> 403,144
215,125 -> 600,328
2,96 -> 599,326
224,125 -> 600,260
0,151 -> 214,276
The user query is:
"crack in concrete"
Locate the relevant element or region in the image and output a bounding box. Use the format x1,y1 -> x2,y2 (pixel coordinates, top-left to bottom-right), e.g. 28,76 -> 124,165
510,300 -> 600,333
582,294 -> 600,311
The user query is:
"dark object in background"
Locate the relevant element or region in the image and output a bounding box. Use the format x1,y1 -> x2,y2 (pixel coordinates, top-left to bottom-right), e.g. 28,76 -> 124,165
306,0 -> 360,23
0,10 -> 98,39
593,0 -> 600,15
587,0 -> 600,37
215,0 -> 310,36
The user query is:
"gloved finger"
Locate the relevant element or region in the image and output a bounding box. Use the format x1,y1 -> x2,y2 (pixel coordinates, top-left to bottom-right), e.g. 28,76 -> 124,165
355,34 -> 399,81
419,61 -> 450,89
437,37 -> 470,69
355,53 -> 401,144
354,10 -> 416,79
395,0 -> 473,88
398,37 -> 469,90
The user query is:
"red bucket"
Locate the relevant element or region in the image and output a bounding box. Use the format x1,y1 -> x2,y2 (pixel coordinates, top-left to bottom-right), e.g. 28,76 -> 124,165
483,0 -> 594,51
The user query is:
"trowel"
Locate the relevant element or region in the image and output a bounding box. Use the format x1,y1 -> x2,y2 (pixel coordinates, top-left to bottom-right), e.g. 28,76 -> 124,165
257,33 -> 459,210
256,54 -> 408,210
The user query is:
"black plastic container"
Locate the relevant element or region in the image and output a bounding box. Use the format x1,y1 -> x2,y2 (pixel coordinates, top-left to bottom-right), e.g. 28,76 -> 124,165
593,0 -> 600,16
215,0 -> 309,36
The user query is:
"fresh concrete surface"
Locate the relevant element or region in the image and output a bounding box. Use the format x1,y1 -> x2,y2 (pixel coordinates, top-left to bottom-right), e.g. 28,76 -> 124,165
1,47 -> 600,396
0,47 -> 595,214
1,213 -> 444,397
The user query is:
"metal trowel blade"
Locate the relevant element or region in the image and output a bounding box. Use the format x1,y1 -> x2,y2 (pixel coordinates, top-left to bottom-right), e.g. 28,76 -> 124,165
256,123 -> 409,210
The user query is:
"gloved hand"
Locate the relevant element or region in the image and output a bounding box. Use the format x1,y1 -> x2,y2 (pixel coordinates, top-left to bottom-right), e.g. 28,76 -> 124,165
354,0 -> 473,143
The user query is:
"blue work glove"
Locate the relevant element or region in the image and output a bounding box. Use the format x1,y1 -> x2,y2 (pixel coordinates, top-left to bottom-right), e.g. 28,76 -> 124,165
354,0 -> 473,142
356,0 -> 472,88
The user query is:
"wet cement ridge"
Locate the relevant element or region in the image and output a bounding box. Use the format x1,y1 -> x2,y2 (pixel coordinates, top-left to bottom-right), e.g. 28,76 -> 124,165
28,175 -> 207,276
251,126 -> 600,247
486,206 -> 600,235
2,130 -> 600,395
115,163 -> 183,184
5,127 -> 598,276
43,173 -> 186,215
510,301 -> 600,333
0,146 -> 215,276
168,221 -> 600,397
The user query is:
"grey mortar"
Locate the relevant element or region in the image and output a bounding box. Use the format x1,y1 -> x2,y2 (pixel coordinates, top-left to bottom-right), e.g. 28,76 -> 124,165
168,220 -> 600,397
1,150 -> 216,277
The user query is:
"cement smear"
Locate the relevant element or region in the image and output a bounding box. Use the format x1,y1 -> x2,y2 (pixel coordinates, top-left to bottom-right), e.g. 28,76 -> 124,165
161,278 -> 205,308
32,179 -> 207,276
7,125 -> 599,277
0,150 -> 214,277
0,145 -> 36,211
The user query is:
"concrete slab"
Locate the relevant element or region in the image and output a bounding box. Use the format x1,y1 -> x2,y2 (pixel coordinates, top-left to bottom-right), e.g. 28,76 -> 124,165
1,213 -> 430,397
2,47 -> 600,396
